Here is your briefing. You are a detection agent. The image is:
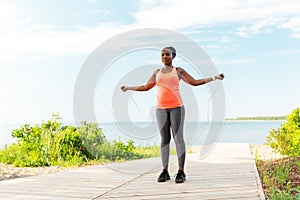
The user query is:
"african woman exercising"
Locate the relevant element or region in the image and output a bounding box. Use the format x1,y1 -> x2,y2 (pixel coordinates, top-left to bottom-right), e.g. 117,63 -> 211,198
121,46 -> 224,183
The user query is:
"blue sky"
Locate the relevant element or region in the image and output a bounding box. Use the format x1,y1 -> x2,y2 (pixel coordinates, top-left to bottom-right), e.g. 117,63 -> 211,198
0,0 -> 300,123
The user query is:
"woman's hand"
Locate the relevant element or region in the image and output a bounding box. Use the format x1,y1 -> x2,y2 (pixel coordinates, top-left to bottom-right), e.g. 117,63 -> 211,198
121,86 -> 128,92
215,73 -> 225,80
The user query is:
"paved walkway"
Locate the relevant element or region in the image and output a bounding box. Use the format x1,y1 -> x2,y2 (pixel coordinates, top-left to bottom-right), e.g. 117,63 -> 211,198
0,143 -> 264,200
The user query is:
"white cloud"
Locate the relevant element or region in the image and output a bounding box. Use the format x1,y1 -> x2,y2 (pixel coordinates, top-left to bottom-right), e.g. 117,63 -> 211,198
136,0 -> 161,10
133,0 -> 300,35
0,4 -> 32,32
1,1 -> 300,62
0,4 -> 147,62
236,18 -> 286,38
88,0 -> 97,4
0,5 -> 26,18
280,17 -> 300,38
0,18 -> 133,61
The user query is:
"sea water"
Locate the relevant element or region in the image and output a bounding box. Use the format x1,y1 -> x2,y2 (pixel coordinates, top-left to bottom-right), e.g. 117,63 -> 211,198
0,121 -> 283,149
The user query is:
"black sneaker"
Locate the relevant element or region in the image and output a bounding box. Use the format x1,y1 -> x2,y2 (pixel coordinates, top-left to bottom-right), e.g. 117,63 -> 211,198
175,170 -> 186,183
157,169 -> 170,182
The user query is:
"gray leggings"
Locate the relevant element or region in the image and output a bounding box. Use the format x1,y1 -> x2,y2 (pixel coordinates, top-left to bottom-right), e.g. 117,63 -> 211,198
156,106 -> 186,168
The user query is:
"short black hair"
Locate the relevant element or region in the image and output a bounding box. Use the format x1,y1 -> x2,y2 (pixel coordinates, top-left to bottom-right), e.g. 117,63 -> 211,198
163,46 -> 176,58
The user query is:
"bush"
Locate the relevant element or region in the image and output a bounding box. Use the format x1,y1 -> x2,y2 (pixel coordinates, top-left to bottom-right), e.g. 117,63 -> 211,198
266,108 -> 300,157
0,114 -> 162,167
77,122 -> 106,159
0,114 -> 98,166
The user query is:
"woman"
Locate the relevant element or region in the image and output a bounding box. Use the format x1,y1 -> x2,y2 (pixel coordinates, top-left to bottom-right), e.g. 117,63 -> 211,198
121,46 -> 224,183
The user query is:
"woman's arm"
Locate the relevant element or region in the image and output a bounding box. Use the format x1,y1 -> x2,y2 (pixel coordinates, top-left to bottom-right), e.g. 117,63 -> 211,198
177,67 -> 224,86
121,69 -> 159,92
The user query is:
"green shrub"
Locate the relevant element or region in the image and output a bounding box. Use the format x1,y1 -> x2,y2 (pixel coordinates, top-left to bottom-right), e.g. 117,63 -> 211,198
0,114 -> 163,167
91,140 -> 143,162
266,108 -> 300,157
77,122 -> 106,159
0,114 -> 90,166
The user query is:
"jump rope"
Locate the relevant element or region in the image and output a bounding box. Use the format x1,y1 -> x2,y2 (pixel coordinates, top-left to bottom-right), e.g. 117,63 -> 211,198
120,73 -> 224,157
121,73 -> 224,138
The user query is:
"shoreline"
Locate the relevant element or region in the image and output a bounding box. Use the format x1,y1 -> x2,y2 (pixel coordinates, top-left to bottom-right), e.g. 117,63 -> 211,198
225,119 -> 285,122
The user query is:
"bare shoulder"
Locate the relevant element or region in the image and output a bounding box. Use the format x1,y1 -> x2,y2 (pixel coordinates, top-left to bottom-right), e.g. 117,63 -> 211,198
154,68 -> 160,75
176,67 -> 185,74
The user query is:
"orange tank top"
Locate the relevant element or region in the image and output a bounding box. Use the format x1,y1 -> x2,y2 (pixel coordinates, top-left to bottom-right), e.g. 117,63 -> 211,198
156,67 -> 183,109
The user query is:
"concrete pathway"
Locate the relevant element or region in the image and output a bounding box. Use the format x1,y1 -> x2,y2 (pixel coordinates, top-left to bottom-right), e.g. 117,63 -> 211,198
0,143 -> 265,200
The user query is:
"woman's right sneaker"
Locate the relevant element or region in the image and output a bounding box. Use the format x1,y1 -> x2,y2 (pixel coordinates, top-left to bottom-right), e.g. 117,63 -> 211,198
157,169 -> 170,182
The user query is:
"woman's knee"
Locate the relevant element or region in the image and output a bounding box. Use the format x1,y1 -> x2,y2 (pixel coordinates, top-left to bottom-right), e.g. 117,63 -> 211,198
161,137 -> 171,145
173,135 -> 185,145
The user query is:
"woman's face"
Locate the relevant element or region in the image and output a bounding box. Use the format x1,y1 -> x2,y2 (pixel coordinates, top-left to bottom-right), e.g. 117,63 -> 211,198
161,49 -> 173,65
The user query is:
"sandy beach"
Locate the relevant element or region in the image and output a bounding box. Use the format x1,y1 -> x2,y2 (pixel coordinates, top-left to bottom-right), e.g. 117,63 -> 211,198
0,164 -> 70,181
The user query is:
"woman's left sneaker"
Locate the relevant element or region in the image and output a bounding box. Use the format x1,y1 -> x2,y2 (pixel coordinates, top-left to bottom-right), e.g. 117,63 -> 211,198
175,170 -> 186,183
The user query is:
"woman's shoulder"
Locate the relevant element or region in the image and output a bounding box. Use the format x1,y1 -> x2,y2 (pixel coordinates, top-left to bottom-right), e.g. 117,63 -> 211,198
175,67 -> 184,73
154,68 -> 160,75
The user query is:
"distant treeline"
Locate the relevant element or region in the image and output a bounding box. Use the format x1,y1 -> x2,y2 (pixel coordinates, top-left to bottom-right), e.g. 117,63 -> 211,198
226,116 -> 287,121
